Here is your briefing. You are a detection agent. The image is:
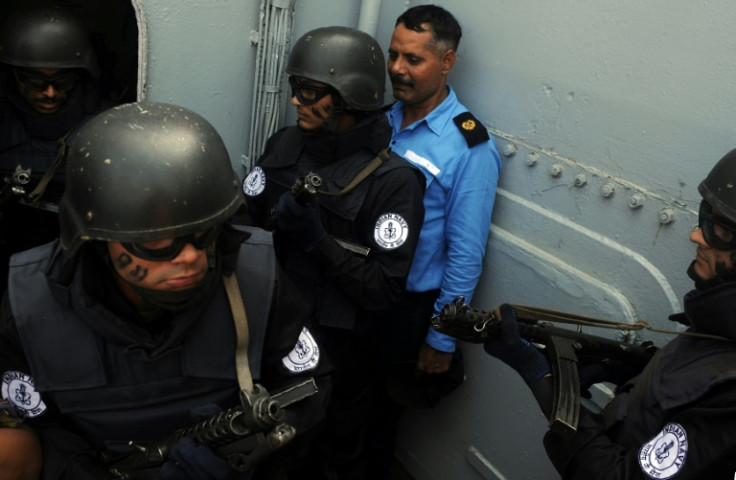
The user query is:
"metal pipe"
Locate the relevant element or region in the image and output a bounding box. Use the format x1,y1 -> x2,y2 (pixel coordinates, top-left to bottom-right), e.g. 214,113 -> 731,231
357,0 -> 382,36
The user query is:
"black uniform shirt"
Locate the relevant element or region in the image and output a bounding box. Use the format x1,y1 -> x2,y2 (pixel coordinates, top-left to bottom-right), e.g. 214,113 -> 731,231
244,113 -> 426,328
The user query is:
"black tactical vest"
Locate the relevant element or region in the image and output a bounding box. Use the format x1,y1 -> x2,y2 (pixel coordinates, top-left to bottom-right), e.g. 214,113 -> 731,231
10,227 -> 276,446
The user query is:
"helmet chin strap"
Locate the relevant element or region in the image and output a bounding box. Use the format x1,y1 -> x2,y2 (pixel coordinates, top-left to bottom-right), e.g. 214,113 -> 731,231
687,259 -> 736,291
106,249 -> 220,313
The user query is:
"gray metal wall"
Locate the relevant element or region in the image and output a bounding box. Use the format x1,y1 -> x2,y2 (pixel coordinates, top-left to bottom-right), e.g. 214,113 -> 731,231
138,0 -> 260,174
132,0 -> 736,477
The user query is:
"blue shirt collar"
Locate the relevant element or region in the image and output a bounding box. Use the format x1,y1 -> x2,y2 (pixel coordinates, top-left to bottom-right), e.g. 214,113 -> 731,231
389,86 -> 457,137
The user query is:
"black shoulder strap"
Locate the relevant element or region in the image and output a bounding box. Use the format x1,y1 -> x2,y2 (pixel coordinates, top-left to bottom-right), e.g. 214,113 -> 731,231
23,128 -> 73,207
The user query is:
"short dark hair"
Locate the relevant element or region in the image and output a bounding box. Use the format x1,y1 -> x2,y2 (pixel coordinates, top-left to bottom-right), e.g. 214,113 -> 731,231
395,4 -> 462,52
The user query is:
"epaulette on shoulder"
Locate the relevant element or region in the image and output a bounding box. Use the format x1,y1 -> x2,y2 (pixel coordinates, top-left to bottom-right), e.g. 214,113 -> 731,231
453,111 -> 490,148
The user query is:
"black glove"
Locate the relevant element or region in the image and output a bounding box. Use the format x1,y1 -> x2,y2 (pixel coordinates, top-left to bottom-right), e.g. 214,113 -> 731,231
578,359 -> 642,398
160,437 -> 235,480
275,192 -> 326,250
483,304 -> 551,386
160,404 -> 237,480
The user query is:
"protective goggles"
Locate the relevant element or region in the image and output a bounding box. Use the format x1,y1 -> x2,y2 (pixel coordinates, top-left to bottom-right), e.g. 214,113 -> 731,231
288,76 -> 333,105
698,200 -> 736,250
13,68 -> 78,92
121,224 -> 222,262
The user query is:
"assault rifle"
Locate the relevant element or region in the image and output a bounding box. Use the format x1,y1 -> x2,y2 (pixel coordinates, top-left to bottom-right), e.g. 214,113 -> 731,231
102,378 -> 318,479
431,297 -> 658,438
265,171 -> 322,231
0,164 -> 31,206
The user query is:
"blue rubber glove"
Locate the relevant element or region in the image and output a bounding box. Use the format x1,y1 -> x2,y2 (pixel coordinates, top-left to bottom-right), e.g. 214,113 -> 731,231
275,192 -> 326,250
483,304 -> 551,386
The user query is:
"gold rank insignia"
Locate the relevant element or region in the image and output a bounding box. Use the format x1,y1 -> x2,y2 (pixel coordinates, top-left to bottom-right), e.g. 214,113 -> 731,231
462,119 -> 476,130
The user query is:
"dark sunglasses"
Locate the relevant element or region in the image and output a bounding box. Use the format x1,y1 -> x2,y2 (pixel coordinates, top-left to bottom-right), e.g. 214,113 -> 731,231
288,76 -> 333,105
13,68 -> 78,92
698,200 -> 736,250
121,225 -> 222,262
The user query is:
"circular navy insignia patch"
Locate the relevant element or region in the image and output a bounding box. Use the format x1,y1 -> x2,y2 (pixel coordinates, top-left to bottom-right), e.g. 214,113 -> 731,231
243,166 -> 266,197
1,371 -> 46,419
374,213 -> 409,250
638,422 -> 688,479
282,327 -> 320,373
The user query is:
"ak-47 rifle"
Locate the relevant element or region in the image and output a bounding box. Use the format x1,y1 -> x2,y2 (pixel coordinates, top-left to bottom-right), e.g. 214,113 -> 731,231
264,171 -> 322,231
102,378 -> 318,479
431,297 -> 658,438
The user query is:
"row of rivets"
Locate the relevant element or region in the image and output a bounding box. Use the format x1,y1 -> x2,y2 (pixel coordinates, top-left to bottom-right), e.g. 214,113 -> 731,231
501,142 -> 678,225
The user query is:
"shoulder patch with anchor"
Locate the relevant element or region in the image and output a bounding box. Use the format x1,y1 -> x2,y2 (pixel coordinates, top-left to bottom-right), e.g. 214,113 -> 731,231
282,327 -> 320,373
638,422 -> 688,479
2,371 -> 46,420
453,112 -> 489,148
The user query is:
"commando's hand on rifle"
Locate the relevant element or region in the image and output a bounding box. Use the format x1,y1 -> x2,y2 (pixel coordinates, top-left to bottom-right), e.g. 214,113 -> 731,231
434,299 -> 561,432
160,404 -> 234,480
275,192 -> 326,250
265,171 -> 321,231
104,382 -> 308,479
290,171 -> 322,200
433,297 -> 658,437
578,359 -> 644,399
430,297 -> 551,385
481,303 -> 551,386
161,437 -> 235,480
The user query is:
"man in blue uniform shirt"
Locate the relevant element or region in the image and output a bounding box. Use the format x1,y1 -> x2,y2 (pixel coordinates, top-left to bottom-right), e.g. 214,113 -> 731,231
373,4 -> 502,477
386,4 -> 501,380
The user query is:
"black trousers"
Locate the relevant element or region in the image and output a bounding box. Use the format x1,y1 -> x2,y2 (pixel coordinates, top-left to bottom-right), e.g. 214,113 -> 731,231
317,290 -> 438,480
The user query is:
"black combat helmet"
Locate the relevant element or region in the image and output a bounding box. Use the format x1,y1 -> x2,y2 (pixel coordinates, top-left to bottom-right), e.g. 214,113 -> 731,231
59,101 -> 244,257
698,148 -> 736,224
286,26 -> 385,111
0,7 -> 99,78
